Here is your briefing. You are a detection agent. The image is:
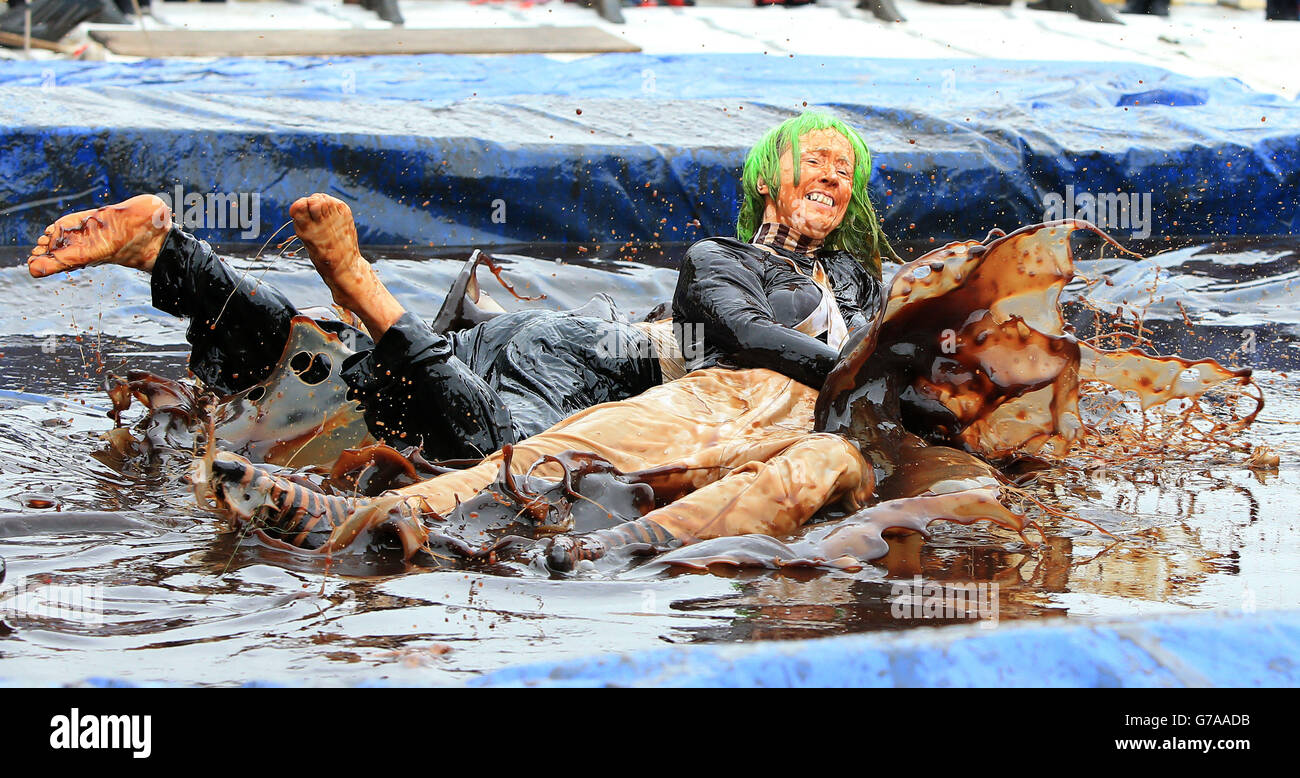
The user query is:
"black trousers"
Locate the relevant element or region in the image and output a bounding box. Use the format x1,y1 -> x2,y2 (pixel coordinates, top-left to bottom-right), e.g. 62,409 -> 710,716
150,228 -> 661,462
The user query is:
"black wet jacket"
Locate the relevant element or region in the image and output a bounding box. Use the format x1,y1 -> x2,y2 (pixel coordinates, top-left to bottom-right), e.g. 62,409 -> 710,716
671,237 -> 884,389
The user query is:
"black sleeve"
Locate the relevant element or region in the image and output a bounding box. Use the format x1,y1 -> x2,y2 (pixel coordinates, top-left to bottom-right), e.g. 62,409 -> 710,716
339,312 -> 517,461
672,239 -> 840,388
150,226 -> 297,396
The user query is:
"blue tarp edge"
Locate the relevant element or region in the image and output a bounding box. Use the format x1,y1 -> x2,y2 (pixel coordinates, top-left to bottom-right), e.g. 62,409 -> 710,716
1,54 -> 1297,248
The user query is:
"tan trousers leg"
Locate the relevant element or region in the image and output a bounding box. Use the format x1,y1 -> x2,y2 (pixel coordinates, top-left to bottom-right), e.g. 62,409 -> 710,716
390,367 -> 869,540
645,433 -> 871,541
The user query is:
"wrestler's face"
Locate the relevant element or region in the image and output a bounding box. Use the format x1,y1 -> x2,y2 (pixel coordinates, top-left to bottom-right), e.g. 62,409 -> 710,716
760,128 -> 854,241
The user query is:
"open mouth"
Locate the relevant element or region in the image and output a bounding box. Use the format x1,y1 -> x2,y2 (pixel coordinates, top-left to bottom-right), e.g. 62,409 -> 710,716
805,192 -> 834,207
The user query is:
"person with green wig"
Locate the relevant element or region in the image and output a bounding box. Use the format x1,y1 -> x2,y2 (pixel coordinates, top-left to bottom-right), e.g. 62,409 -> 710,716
673,111 -> 894,389
735,111 -> 894,274
32,111 -> 895,571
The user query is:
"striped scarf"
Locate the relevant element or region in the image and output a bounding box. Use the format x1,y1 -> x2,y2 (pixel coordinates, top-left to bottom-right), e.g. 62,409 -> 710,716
752,222 -> 822,256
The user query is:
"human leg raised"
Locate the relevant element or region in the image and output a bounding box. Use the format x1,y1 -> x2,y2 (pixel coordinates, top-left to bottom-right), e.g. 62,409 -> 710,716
29,194 -> 303,395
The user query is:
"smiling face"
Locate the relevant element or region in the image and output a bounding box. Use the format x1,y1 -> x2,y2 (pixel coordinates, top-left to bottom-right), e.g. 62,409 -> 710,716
758,128 -> 855,242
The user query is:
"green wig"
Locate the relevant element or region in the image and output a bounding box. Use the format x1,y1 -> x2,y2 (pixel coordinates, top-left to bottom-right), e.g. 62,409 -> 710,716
735,111 -> 895,276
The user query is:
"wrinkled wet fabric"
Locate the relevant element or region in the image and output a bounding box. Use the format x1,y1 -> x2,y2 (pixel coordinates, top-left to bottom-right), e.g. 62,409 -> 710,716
150,228 -> 661,461
338,312 -> 516,461
151,227 -> 306,396
388,367 -> 867,523
342,308 -> 660,460
375,232 -> 888,558
230,366 -> 870,564
666,221 -> 1260,572
672,238 -> 884,389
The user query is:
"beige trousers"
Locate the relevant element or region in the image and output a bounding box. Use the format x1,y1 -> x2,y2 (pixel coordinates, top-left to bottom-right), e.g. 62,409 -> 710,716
392,367 -> 872,542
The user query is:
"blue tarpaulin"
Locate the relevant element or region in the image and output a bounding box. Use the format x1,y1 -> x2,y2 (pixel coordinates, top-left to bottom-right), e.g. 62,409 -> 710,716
1,54 -> 1297,249
469,610 -> 1300,688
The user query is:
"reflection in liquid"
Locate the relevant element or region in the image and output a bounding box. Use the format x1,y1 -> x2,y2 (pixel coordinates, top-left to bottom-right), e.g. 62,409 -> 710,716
666,451 -> 1285,645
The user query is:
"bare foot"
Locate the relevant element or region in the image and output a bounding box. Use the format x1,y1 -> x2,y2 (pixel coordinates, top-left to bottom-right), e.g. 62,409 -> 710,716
290,193 -> 404,337
28,194 -> 172,278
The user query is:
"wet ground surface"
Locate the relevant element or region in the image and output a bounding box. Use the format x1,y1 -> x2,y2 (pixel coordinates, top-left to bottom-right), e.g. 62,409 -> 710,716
0,238 -> 1297,685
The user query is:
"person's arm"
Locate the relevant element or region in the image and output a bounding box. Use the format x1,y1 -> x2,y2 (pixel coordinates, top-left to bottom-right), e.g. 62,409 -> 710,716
674,240 -> 840,388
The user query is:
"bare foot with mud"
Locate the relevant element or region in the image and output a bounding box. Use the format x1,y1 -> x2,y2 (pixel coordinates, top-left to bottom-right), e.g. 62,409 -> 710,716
290,193 -> 404,337
28,194 -> 172,278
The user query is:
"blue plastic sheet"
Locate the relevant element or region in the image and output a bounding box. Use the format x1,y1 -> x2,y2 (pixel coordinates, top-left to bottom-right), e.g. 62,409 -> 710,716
1,54 -> 1297,248
469,610 -> 1300,688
